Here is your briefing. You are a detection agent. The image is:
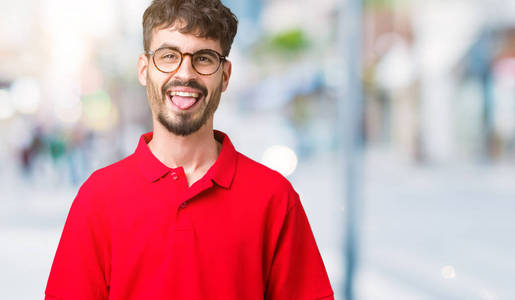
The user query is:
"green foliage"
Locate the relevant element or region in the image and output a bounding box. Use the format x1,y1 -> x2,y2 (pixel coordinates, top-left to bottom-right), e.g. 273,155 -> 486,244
268,28 -> 310,53
364,0 -> 399,9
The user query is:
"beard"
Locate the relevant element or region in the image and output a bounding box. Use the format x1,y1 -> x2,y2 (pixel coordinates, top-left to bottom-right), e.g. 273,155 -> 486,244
147,76 -> 222,136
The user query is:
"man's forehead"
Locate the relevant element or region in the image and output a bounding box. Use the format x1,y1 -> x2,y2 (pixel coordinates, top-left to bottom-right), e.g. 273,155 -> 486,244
150,23 -> 222,52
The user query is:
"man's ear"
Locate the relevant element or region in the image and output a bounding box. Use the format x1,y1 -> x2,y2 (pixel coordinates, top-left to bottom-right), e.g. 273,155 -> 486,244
221,60 -> 232,92
137,54 -> 149,86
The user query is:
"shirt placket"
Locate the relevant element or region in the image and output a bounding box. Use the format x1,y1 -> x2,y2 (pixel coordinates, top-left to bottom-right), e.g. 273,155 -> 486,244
166,167 -> 215,240
168,167 -> 190,229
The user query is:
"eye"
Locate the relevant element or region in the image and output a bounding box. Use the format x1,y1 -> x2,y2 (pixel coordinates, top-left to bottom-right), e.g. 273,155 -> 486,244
194,53 -> 217,65
156,49 -> 181,63
161,52 -> 179,61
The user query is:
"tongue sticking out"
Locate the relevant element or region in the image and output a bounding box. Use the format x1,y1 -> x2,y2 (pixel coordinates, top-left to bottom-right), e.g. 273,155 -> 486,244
171,96 -> 197,110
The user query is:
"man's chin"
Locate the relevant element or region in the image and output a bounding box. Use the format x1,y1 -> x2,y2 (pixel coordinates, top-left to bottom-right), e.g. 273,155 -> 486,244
157,113 -> 204,136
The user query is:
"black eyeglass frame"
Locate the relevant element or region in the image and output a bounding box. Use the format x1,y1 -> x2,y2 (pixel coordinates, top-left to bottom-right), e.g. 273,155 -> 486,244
146,47 -> 227,76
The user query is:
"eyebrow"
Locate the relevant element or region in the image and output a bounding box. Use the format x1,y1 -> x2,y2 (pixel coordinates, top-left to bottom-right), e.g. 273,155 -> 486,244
154,43 -> 221,55
155,43 -> 181,52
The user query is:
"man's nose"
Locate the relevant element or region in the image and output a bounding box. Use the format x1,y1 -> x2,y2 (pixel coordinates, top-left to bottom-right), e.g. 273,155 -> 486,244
173,54 -> 197,80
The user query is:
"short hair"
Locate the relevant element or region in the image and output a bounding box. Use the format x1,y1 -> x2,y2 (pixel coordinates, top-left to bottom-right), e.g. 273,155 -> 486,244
142,0 -> 238,56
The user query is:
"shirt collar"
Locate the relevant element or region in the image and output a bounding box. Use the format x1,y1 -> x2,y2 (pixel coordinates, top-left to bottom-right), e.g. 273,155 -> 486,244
135,130 -> 237,188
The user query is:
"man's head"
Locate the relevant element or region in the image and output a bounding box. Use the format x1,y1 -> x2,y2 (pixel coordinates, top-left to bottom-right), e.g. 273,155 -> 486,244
138,0 -> 238,136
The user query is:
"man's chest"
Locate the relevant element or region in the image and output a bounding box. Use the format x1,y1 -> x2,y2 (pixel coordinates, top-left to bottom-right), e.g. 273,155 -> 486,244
107,179 -> 270,260
104,181 -> 272,298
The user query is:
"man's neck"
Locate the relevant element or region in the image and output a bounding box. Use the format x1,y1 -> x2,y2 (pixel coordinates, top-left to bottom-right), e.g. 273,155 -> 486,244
148,120 -> 221,186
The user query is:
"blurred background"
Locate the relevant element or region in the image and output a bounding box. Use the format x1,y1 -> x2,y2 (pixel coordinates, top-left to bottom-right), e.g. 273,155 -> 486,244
1,0 -> 515,299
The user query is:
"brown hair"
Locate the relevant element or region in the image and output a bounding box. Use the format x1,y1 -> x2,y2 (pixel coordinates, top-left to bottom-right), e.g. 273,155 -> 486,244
142,0 -> 238,56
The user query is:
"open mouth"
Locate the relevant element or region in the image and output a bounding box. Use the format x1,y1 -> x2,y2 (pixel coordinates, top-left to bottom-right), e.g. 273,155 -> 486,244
167,90 -> 203,110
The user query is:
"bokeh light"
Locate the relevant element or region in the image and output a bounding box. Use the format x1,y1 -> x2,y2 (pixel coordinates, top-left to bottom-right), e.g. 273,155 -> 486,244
81,90 -> 117,131
441,265 -> 457,280
10,78 -> 41,115
261,145 -> 298,177
0,89 -> 15,120
53,87 -> 83,124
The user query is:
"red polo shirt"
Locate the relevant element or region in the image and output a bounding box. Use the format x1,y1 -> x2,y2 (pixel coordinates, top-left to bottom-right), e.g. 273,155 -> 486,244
46,130 -> 334,300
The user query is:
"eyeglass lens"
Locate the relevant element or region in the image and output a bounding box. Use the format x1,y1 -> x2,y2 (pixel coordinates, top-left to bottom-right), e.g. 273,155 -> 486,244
154,48 -> 221,75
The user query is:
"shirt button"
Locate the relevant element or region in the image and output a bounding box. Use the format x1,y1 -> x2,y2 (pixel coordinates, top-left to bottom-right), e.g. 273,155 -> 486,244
180,201 -> 188,209
171,172 -> 179,180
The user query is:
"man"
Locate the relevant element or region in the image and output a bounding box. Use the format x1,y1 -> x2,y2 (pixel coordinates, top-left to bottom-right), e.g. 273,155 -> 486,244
45,0 -> 334,299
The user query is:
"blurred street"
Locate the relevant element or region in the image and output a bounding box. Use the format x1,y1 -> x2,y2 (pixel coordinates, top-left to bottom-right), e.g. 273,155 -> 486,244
359,151 -> 515,300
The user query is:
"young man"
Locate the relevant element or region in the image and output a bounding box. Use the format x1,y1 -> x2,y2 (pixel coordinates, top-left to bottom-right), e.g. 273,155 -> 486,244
45,0 -> 334,299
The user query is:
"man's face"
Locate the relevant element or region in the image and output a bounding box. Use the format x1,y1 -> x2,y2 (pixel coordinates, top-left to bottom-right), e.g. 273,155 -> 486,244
137,24 -> 231,136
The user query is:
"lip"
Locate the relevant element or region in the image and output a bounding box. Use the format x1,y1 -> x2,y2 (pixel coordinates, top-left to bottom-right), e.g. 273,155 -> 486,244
167,87 -> 204,95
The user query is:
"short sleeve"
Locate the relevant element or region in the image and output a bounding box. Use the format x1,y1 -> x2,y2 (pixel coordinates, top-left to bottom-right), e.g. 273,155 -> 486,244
265,191 -> 334,300
45,177 -> 111,300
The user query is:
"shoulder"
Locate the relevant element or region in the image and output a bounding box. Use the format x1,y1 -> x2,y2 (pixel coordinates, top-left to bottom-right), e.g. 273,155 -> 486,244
236,152 -> 293,189
234,152 -> 299,210
70,154 -> 138,217
78,153 -> 137,197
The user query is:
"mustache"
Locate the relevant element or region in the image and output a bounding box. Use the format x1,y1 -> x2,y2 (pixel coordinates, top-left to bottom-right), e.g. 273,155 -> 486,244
162,79 -> 208,97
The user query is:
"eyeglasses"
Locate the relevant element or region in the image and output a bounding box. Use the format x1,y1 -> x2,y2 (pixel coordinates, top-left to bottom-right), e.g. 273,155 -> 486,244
146,47 -> 226,76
